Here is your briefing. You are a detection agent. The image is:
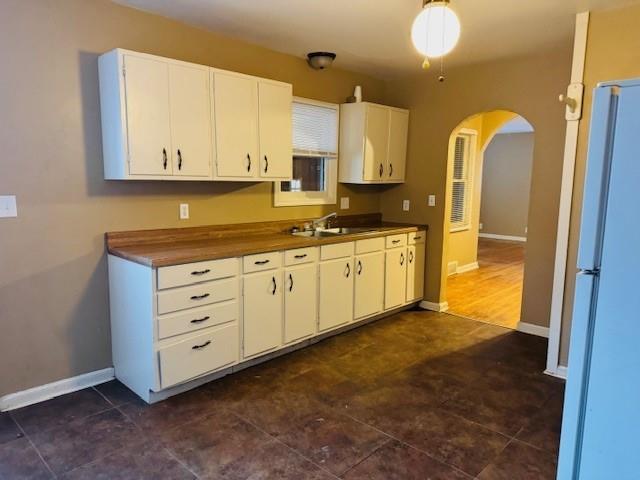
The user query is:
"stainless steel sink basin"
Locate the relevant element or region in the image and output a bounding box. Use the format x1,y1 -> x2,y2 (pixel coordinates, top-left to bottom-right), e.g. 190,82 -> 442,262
291,227 -> 379,238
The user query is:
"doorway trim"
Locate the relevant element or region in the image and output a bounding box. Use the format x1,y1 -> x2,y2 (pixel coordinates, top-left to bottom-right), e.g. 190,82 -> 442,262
546,12 -> 590,379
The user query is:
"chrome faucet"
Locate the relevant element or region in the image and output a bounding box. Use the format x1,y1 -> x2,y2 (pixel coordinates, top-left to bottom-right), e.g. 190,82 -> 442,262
311,212 -> 337,230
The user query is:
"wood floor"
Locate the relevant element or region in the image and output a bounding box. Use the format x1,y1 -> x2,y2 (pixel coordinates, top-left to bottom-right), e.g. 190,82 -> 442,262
447,238 -> 525,329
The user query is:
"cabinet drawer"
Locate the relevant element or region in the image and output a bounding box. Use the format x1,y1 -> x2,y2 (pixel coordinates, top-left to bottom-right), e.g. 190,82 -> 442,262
159,323 -> 238,388
320,242 -> 354,260
386,234 -> 408,249
284,247 -> 318,266
157,278 -> 237,314
157,258 -> 238,290
355,237 -> 385,254
243,251 -> 282,273
157,301 -> 238,340
408,231 -> 426,245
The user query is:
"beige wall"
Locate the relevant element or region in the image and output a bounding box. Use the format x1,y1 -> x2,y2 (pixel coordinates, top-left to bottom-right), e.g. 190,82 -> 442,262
480,133 -> 534,238
559,4 -> 640,365
0,0 -> 391,396
380,45 -> 573,326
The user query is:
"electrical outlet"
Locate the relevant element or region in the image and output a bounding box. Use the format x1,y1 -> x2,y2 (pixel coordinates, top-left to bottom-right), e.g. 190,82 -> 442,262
479,223 -> 484,230
179,203 -> 189,220
0,195 -> 17,218
525,226 -> 528,234
340,197 -> 350,210
402,200 -> 410,211
428,195 -> 436,207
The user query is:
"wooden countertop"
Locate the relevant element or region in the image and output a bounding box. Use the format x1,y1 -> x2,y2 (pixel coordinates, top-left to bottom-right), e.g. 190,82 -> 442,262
106,215 -> 427,268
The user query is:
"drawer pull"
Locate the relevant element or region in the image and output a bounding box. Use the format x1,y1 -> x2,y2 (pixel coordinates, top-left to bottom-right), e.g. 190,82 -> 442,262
192,340 -> 212,350
414,236 -> 422,240
294,254 -> 307,259
392,240 -> 401,244
190,316 -> 210,324
190,293 -> 210,301
254,259 -> 270,265
190,269 -> 211,276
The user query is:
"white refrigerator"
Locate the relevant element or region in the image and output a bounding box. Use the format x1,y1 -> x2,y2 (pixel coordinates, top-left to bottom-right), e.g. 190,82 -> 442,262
558,79 -> 640,479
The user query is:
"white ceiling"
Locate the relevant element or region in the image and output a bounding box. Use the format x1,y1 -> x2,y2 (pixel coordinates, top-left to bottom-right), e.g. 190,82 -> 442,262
115,0 -> 640,78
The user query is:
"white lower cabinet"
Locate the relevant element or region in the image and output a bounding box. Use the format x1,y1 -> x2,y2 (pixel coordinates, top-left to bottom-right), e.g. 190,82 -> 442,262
354,251 -> 385,319
406,242 -> 426,302
385,247 -> 408,310
243,270 -> 283,358
319,257 -> 354,332
284,264 -> 318,344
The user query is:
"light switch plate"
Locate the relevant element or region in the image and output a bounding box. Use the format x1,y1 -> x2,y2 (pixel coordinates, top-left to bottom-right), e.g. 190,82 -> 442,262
428,195 -> 436,207
402,200 -> 410,211
340,197 -> 350,210
179,203 -> 189,220
0,195 -> 17,218
479,222 -> 484,230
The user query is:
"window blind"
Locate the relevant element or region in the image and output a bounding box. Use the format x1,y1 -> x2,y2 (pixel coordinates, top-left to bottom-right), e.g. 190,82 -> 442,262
292,101 -> 338,157
451,135 -> 470,228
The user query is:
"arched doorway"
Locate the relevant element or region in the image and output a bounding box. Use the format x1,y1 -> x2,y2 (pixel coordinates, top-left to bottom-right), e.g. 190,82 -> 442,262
444,111 -> 535,329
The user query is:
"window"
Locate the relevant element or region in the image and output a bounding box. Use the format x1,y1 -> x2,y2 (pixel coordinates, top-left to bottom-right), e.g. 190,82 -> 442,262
274,98 -> 338,206
450,129 -> 477,232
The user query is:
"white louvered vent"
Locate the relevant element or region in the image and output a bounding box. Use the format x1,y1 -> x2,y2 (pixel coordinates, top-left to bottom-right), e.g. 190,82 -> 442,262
450,134 -> 471,230
292,101 -> 338,157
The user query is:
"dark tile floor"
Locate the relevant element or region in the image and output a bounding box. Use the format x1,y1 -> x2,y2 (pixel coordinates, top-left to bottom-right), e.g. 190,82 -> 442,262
0,310 -> 564,479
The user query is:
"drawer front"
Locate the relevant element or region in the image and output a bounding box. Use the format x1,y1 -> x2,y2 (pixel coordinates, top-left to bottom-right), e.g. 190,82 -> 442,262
159,323 -> 239,389
408,230 -> 426,245
386,234 -> 408,249
320,242 -> 354,261
157,278 -> 237,314
355,237 -> 385,254
157,258 -> 238,290
243,251 -> 282,273
157,301 -> 238,340
284,247 -> 318,266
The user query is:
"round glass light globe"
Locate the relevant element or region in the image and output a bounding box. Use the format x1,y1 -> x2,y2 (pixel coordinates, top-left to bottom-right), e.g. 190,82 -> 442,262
411,4 -> 461,58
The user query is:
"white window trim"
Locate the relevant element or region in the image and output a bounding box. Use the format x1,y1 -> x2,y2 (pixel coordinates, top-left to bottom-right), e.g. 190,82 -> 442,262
274,97 -> 339,207
449,128 -> 478,233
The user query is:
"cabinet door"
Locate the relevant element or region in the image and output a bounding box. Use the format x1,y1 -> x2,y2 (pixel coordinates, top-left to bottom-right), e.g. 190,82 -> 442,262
243,271 -> 282,357
363,104 -> 390,182
319,258 -> 354,332
354,251 -> 384,319
258,82 -> 292,179
124,55 -> 172,176
214,72 -> 259,178
385,248 -> 407,310
169,64 -> 212,177
284,264 -> 317,344
406,243 -> 425,302
387,109 -> 408,182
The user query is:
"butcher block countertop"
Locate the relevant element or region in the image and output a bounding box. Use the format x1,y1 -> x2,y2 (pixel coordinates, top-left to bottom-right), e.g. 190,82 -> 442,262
106,213 -> 427,268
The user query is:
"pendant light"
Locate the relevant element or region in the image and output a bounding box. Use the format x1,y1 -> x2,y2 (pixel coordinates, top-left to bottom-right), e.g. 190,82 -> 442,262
411,0 -> 461,61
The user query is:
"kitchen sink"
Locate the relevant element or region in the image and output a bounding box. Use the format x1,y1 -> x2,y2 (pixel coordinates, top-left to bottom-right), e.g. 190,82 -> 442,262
291,227 -> 379,238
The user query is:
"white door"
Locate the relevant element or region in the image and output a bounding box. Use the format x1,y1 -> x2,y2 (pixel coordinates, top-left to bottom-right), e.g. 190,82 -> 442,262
214,72 -> 259,178
284,264 -> 317,343
168,64 -> 212,177
385,247 -> 407,310
387,109 -> 408,182
243,271 -> 282,357
124,55 -> 172,176
363,104 -> 390,182
258,82 -> 292,179
354,251 -> 384,319
319,258 -> 354,332
406,243 -> 425,302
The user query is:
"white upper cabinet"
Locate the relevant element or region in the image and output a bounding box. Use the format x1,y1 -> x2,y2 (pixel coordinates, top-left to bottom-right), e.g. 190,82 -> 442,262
98,49 -> 292,182
213,72 -> 259,179
258,82 -> 293,179
169,64 -> 212,177
339,102 -> 409,184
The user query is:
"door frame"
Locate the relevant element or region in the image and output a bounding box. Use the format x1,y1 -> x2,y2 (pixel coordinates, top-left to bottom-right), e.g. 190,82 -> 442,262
546,12 -> 590,379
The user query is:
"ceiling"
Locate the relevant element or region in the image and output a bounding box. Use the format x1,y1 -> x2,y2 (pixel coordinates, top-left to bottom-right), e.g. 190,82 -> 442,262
115,0 -> 639,78
497,116 -> 534,135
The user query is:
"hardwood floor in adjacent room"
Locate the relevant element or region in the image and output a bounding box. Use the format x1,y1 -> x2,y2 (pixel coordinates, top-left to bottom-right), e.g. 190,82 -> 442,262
447,238 -> 525,329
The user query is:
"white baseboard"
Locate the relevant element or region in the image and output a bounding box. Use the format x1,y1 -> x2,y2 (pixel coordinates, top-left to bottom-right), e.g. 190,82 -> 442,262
545,365 -> 568,380
456,262 -> 479,274
420,300 -> 450,312
479,233 -> 527,242
517,321 -> 550,338
0,368 -> 115,412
